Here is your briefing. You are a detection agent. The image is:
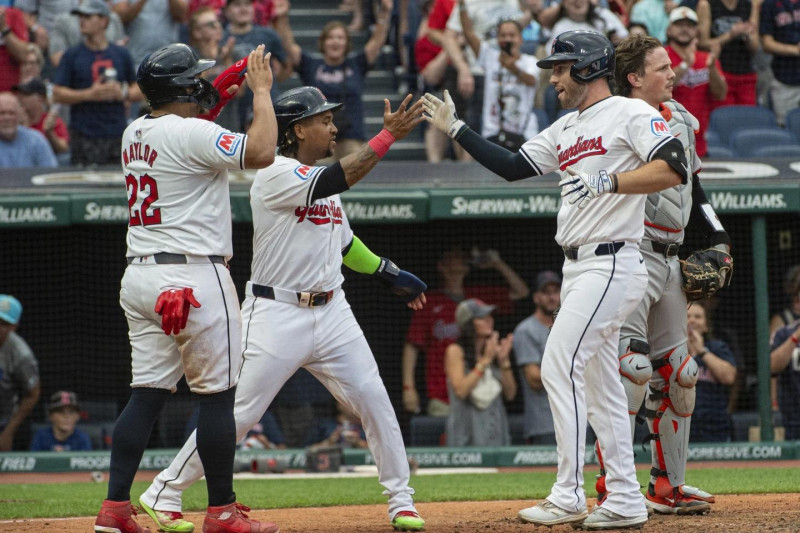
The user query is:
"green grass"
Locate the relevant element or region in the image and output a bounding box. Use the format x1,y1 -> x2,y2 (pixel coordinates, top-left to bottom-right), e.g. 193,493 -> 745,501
1,468 -> 799,520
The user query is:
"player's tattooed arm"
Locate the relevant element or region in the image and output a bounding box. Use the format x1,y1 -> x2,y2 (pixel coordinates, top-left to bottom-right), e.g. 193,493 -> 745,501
340,94 -> 425,188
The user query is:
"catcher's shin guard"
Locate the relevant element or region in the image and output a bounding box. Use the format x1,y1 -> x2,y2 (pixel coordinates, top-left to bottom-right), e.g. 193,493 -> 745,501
619,338 -> 652,436
646,345 -> 697,490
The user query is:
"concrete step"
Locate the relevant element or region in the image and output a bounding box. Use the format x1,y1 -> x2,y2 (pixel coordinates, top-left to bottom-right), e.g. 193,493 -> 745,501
288,8 -> 353,28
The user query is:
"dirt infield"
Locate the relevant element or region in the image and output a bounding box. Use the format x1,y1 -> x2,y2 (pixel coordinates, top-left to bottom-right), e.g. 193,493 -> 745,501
1,494 -> 799,532
2,463 -> 799,532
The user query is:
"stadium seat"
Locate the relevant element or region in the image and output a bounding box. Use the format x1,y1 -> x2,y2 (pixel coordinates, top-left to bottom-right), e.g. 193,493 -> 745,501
786,107 -> 800,140
750,144 -> 800,158
708,105 -> 778,147
730,129 -> 798,157
409,415 -> 445,447
705,144 -> 734,159
730,411 -> 759,442
705,129 -> 721,147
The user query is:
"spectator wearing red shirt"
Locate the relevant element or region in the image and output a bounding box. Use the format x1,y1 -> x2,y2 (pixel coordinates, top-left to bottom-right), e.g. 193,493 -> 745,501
402,245 -> 529,417
13,77 -> 69,157
664,7 -> 726,157
0,7 -> 30,92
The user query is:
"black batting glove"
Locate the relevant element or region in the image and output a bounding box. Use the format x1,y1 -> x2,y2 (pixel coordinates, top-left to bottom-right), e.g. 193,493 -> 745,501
374,257 -> 427,303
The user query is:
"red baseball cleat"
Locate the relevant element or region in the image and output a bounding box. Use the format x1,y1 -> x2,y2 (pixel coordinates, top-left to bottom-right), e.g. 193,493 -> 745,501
202,502 -> 279,533
94,499 -> 151,533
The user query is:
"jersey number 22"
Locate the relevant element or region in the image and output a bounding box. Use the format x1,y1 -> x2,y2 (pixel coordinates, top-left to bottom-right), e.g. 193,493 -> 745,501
126,173 -> 162,226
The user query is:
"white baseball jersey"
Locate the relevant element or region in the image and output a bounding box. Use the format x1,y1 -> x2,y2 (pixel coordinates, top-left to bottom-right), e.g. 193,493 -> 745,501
122,114 -> 246,259
249,155 -> 353,291
477,42 -> 541,139
519,96 -> 676,247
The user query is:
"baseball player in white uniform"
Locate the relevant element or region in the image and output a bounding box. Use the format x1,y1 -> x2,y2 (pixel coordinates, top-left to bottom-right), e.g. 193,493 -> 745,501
139,87 -> 429,533
94,44 -> 279,533
423,30 -> 690,530
592,34 -> 731,515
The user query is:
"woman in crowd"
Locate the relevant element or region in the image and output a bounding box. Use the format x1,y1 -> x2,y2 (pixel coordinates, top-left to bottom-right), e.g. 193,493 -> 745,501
444,299 -> 516,446
687,301 -> 737,442
272,0 -> 393,158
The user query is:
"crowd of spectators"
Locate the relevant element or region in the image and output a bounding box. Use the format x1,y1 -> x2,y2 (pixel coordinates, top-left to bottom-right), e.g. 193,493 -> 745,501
0,0 -> 797,168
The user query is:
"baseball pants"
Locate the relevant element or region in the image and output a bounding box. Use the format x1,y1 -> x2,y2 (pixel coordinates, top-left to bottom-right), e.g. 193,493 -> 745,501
541,243 -> 648,517
140,286 -> 416,520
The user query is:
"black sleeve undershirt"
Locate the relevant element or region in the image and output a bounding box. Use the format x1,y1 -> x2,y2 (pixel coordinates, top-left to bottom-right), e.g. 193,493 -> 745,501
689,173 -> 731,247
455,127 -> 539,182
310,161 -> 349,203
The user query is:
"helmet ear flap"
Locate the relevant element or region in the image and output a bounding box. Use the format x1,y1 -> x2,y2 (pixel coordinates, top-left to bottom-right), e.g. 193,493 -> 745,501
191,77 -> 220,110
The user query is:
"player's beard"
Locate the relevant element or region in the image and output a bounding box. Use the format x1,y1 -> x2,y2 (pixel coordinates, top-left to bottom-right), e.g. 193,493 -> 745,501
561,82 -> 589,110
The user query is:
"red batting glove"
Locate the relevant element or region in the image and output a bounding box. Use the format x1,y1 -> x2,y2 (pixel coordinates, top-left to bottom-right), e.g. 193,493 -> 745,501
199,57 -> 248,122
154,288 -> 202,335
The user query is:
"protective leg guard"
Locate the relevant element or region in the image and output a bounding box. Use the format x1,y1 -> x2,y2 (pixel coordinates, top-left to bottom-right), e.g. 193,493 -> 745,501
644,345 -> 712,515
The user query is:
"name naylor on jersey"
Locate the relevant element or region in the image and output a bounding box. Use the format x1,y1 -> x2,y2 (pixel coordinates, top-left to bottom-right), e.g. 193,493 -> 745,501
295,200 -> 343,225
216,132 -> 242,156
122,142 -> 158,167
557,136 -> 607,170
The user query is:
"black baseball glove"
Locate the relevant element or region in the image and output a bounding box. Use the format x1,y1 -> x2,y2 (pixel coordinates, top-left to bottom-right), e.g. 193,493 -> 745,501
680,246 -> 733,301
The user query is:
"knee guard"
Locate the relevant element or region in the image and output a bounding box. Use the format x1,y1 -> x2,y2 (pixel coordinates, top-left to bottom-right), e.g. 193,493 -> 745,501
619,338 -> 652,436
646,345 -> 697,491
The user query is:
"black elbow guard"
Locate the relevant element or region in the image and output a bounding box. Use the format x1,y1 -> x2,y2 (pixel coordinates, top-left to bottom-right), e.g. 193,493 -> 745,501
652,138 -> 688,184
310,161 -> 349,203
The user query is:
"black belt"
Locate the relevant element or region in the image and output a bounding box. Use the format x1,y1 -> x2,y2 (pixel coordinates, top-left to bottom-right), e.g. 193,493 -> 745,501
649,241 -> 680,257
251,283 -> 334,307
562,241 -> 625,260
126,253 -> 226,265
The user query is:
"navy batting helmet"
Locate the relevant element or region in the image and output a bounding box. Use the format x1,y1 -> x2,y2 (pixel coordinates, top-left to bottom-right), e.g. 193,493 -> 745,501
274,86 -> 342,141
537,30 -> 615,83
137,43 -> 219,110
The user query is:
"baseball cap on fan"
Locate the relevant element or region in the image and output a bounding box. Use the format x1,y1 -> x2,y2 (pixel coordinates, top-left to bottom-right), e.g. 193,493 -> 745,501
0,295 -> 22,325
72,0 -> 111,17
535,270 -> 561,292
455,298 -> 496,328
47,391 -> 80,413
669,6 -> 698,25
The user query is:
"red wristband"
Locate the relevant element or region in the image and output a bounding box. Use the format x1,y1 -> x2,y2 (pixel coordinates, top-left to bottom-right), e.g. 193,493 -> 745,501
367,128 -> 395,158
791,334 -> 799,345
403,384 -> 414,390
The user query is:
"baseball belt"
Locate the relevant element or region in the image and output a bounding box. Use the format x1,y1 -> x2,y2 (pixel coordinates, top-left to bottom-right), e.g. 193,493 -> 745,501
562,241 -> 625,261
246,281 -> 334,308
126,253 -> 226,265
641,240 -> 680,258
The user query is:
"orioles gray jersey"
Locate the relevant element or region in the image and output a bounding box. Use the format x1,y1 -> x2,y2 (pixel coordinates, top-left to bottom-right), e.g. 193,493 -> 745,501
519,96 -> 676,247
249,155 -> 353,291
122,114 -> 246,259
643,100 -> 702,244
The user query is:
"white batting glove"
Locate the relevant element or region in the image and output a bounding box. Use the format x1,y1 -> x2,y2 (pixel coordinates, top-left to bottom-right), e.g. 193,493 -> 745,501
558,167 -> 617,209
422,90 -> 467,139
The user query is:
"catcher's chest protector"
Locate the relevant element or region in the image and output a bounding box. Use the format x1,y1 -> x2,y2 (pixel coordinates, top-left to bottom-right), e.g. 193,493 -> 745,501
644,100 -> 699,240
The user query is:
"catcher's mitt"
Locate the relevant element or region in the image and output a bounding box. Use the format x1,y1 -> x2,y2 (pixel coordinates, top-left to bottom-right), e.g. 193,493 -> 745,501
680,247 -> 733,301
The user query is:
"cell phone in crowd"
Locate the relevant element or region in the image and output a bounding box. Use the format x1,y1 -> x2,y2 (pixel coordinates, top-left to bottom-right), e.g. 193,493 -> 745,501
501,42 -> 513,55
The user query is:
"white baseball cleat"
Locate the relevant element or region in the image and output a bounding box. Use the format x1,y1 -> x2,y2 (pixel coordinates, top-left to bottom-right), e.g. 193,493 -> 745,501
573,506 -> 647,530
518,500 -> 588,526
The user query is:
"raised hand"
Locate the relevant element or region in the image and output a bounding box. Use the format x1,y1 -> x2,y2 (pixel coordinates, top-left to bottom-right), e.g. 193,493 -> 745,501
245,45 -> 273,93
382,93 -> 425,140
422,90 -> 466,138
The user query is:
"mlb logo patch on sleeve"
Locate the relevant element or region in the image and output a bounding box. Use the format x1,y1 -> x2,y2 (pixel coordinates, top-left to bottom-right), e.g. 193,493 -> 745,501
650,118 -> 670,136
216,132 -> 243,156
294,165 -> 321,180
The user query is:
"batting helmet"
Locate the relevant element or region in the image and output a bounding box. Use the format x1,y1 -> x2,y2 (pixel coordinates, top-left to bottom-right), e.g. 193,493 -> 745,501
137,43 -> 220,110
274,86 -> 342,141
537,30 -> 615,83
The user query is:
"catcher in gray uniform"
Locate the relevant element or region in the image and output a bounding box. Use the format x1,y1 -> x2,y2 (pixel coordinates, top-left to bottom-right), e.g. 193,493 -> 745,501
594,34 -> 733,516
